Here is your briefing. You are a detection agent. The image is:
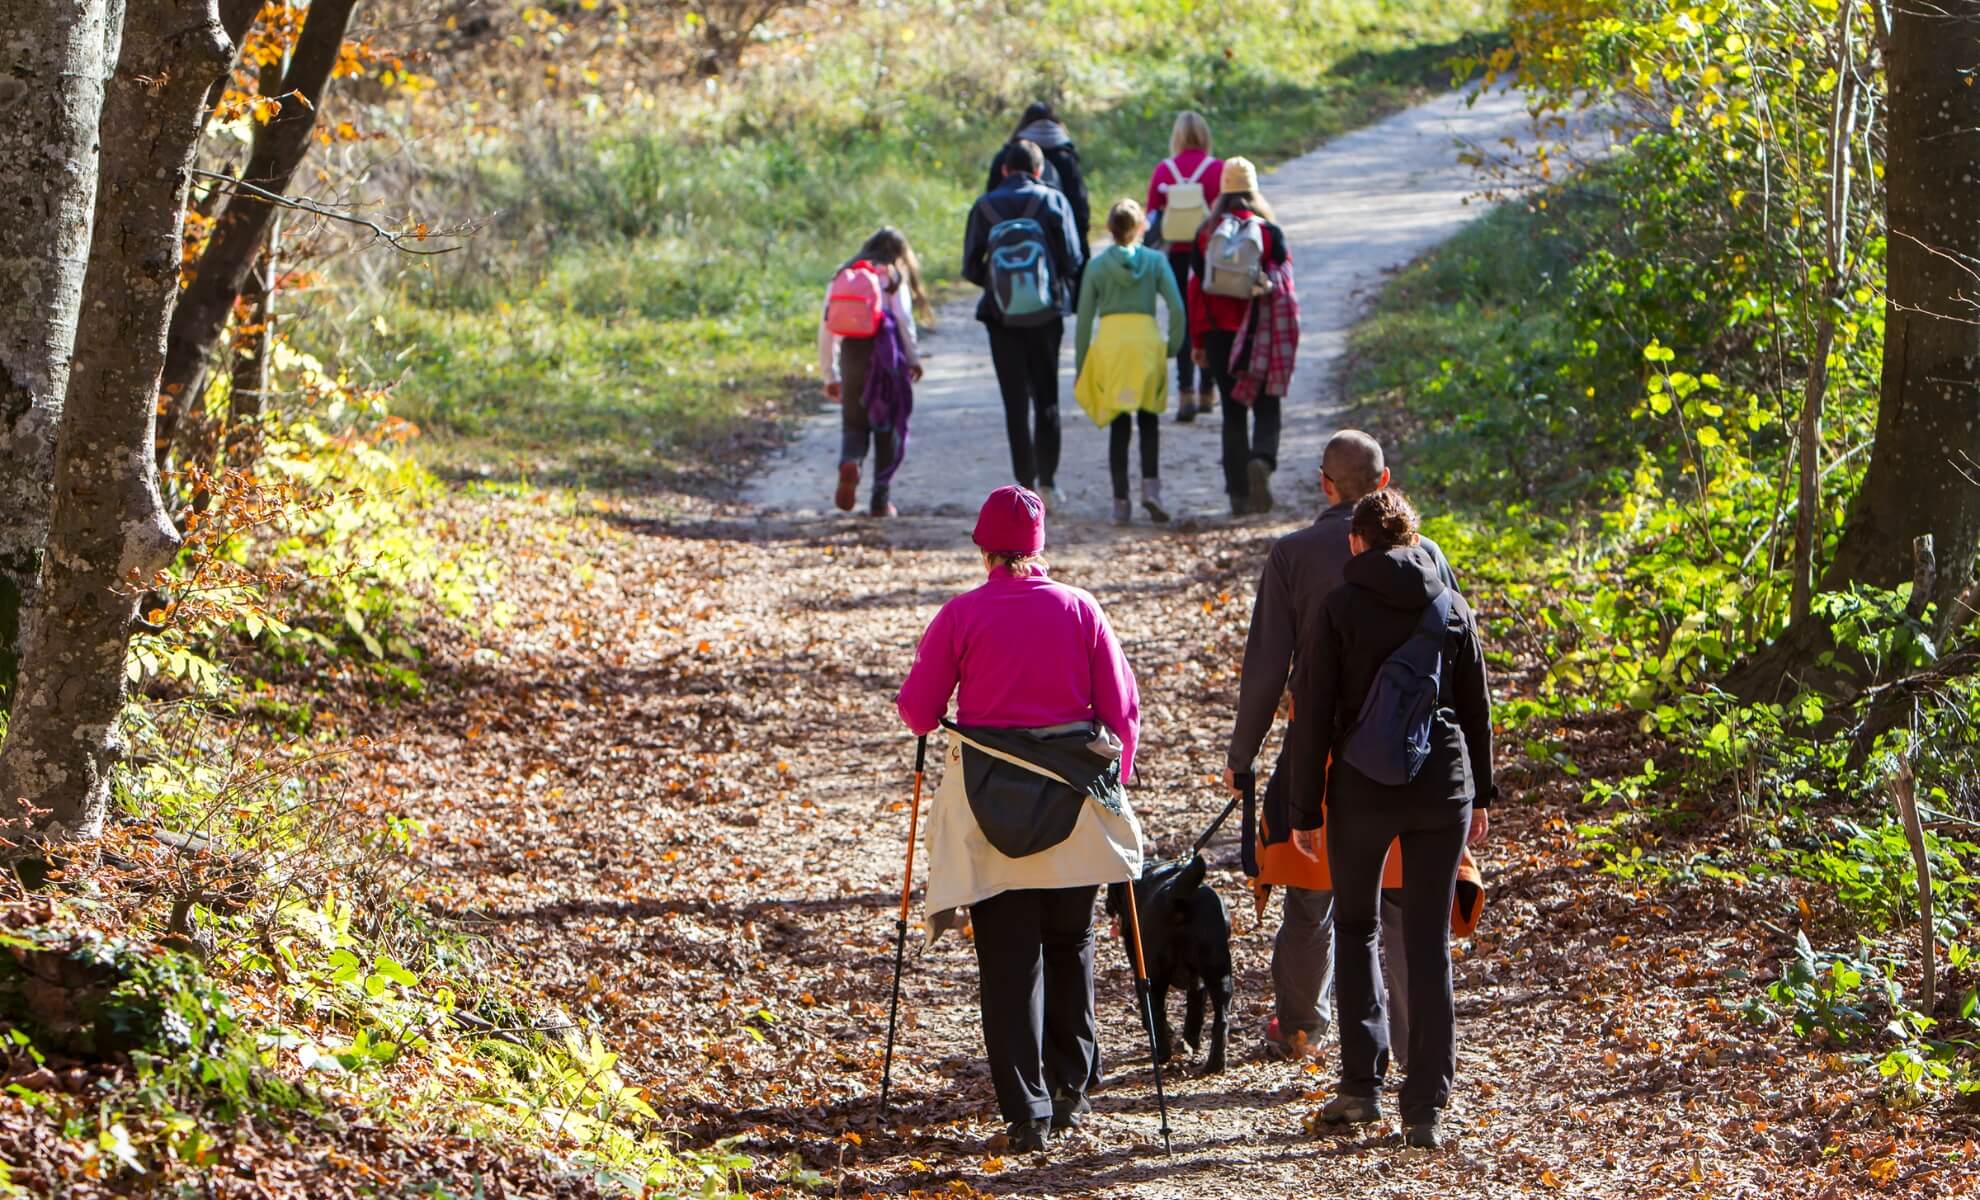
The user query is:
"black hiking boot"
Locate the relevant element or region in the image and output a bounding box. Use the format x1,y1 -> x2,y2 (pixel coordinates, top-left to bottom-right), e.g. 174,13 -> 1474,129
1006,1118 -> 1050,1154
1404,1114 -> 1443,1149
1317,1092 -> 1383,1126
1248,458 -> 1275,513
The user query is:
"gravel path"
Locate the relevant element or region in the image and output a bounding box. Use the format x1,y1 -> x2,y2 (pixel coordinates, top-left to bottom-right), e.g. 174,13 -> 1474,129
747,86 -> 1554,524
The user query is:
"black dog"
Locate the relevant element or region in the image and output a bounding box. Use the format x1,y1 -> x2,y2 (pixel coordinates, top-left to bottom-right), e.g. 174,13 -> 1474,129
1106,854 -> 1234,1074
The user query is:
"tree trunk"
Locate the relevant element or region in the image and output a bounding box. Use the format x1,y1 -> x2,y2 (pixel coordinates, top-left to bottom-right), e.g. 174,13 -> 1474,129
0,1 -> 115,700
0,0 -> 232,846
1732,6 -> 1980,699
155,0 -> 359,467
223,229 -> 276,463
1823,4 -> 1980,619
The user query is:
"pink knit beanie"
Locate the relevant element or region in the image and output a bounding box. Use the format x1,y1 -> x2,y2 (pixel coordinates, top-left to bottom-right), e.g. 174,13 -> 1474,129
972,485 -> 1046,555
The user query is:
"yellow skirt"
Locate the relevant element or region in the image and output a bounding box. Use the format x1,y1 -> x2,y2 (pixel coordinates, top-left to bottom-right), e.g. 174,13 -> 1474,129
1075,313 -> 1169,428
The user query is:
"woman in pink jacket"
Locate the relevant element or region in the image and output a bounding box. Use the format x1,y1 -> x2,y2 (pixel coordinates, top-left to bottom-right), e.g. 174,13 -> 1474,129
897,485 -> 1141,1153
1144,111 -> 1222,422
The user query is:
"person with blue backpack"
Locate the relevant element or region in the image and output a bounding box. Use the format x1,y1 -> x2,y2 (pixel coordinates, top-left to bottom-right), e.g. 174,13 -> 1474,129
1284,488 -> 1494,1151
963,140 -> 1086,507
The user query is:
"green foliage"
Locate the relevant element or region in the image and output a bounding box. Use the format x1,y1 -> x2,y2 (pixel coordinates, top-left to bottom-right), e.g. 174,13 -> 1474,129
1352,0 -> 1980,1101
340,0 -> 1507,480
0,929 -> 287,1175
135,337 -> 507,701
1748,932 -> 1921,1046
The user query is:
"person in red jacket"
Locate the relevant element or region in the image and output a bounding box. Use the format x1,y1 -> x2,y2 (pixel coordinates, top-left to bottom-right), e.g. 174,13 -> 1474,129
1144,112 -> 1222,422
1188,156 -> 1290,515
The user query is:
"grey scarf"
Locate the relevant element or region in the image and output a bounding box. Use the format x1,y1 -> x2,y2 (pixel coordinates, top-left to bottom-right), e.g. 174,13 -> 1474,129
1015,119 -> 1070,150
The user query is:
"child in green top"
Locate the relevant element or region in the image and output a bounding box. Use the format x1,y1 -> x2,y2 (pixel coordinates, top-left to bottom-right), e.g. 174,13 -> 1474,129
1074,199 -> 1188,523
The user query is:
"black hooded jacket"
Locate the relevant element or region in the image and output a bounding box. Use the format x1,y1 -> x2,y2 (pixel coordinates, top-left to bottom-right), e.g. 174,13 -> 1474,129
984,137 -> 1090,247
1285,544 -> 1495,830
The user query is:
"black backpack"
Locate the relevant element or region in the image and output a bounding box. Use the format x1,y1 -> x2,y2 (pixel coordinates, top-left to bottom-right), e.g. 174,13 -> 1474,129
1339,591 -> 1456,786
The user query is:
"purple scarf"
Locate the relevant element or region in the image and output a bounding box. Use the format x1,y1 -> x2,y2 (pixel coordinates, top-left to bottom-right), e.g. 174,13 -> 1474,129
863,310 -> 914,485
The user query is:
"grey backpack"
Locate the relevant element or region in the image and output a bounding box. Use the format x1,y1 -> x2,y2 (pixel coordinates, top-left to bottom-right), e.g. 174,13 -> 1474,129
1203,213 -> 1265,297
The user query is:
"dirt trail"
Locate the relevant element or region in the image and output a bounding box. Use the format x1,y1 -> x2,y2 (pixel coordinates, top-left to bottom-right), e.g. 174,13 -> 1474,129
348,90 -> 1929,1200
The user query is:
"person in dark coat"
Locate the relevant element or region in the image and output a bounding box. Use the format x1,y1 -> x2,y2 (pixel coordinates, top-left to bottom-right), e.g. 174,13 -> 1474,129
1286,488 -> 1495,1151
984,101 -> 1091,254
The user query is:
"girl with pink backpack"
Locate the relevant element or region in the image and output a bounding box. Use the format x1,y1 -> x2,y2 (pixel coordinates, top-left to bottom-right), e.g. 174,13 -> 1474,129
819,228 -> 930,516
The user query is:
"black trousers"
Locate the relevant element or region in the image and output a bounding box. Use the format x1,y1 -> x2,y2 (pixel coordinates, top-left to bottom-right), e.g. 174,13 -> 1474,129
986,321 -> 1064,488
837,338 -> 899,480
971,885 -> 1101,1125
1167,249 -> 1199,391
1108,411 -> 1159,498
1325,793 -> 1470,1124
1203,327 -> 1281,499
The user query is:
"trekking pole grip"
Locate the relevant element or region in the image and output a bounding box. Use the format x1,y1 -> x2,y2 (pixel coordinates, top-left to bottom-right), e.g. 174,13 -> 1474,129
914,734 -> 928,774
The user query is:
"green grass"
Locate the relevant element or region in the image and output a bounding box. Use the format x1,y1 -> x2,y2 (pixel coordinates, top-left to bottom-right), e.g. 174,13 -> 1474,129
342,0 -> 1508,487
1342,187 -> 1605,511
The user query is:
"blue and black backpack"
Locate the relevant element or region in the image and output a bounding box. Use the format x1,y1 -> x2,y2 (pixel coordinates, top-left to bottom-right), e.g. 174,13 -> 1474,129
1338,591 -> 1456,786
978,193 -> 1057,326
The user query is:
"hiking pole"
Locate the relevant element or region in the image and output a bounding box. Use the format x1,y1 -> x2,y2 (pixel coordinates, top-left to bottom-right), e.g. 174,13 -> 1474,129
878,734 -> 928,1119
1121,882 -> 1174,1155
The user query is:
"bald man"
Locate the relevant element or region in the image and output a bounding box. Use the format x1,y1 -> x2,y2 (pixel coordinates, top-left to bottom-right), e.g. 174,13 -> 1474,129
1223,431 -> 1457,1057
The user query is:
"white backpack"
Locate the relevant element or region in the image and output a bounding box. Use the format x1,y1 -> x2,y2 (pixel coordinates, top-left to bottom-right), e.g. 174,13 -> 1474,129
1203,214 -> 1265,297
1158,157 -> 1212,246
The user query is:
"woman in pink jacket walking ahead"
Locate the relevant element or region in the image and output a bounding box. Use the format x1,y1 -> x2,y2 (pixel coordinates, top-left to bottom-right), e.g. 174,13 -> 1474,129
1144,111 -> 1222,423
897,486 -> 1144,1154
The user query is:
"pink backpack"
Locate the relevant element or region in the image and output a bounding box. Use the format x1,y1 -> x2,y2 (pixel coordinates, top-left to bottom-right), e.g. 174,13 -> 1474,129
825,261 -> 887,338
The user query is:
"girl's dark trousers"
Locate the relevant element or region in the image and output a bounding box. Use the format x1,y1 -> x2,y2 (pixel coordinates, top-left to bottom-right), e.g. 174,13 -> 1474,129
836,336 -> 900,481
1109,411 -> 1159,499
1202,326 -> 1281,501
970,884 -> 1102,1125
1167,248 -> 1200,391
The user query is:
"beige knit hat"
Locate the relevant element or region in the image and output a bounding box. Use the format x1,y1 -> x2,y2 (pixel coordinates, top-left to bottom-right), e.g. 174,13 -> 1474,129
1222,155 -> 1260,196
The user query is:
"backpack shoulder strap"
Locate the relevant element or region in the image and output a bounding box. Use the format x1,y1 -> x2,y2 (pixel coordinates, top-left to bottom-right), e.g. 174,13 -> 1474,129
1183,155 -> 1211,184
1417,590 -> 1457,640
1021,191 -> 1045,222
980,190 -> 1025,228
1160,156 -> 1183,185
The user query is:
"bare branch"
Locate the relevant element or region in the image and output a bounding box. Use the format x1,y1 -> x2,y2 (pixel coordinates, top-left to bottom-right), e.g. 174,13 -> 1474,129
188,167 -> 478,255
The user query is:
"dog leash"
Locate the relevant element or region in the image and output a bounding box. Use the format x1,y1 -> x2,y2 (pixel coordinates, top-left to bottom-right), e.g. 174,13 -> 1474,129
1188,771 -> 1252,859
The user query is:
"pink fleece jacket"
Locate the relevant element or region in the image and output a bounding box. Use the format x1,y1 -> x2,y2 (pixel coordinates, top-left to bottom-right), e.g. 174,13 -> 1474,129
1144,149 -> 1224,218
897,566 -> 1141,781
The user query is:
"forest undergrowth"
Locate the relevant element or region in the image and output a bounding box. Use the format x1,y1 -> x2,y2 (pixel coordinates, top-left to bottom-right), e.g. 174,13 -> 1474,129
1344,0 -> 1979,1142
